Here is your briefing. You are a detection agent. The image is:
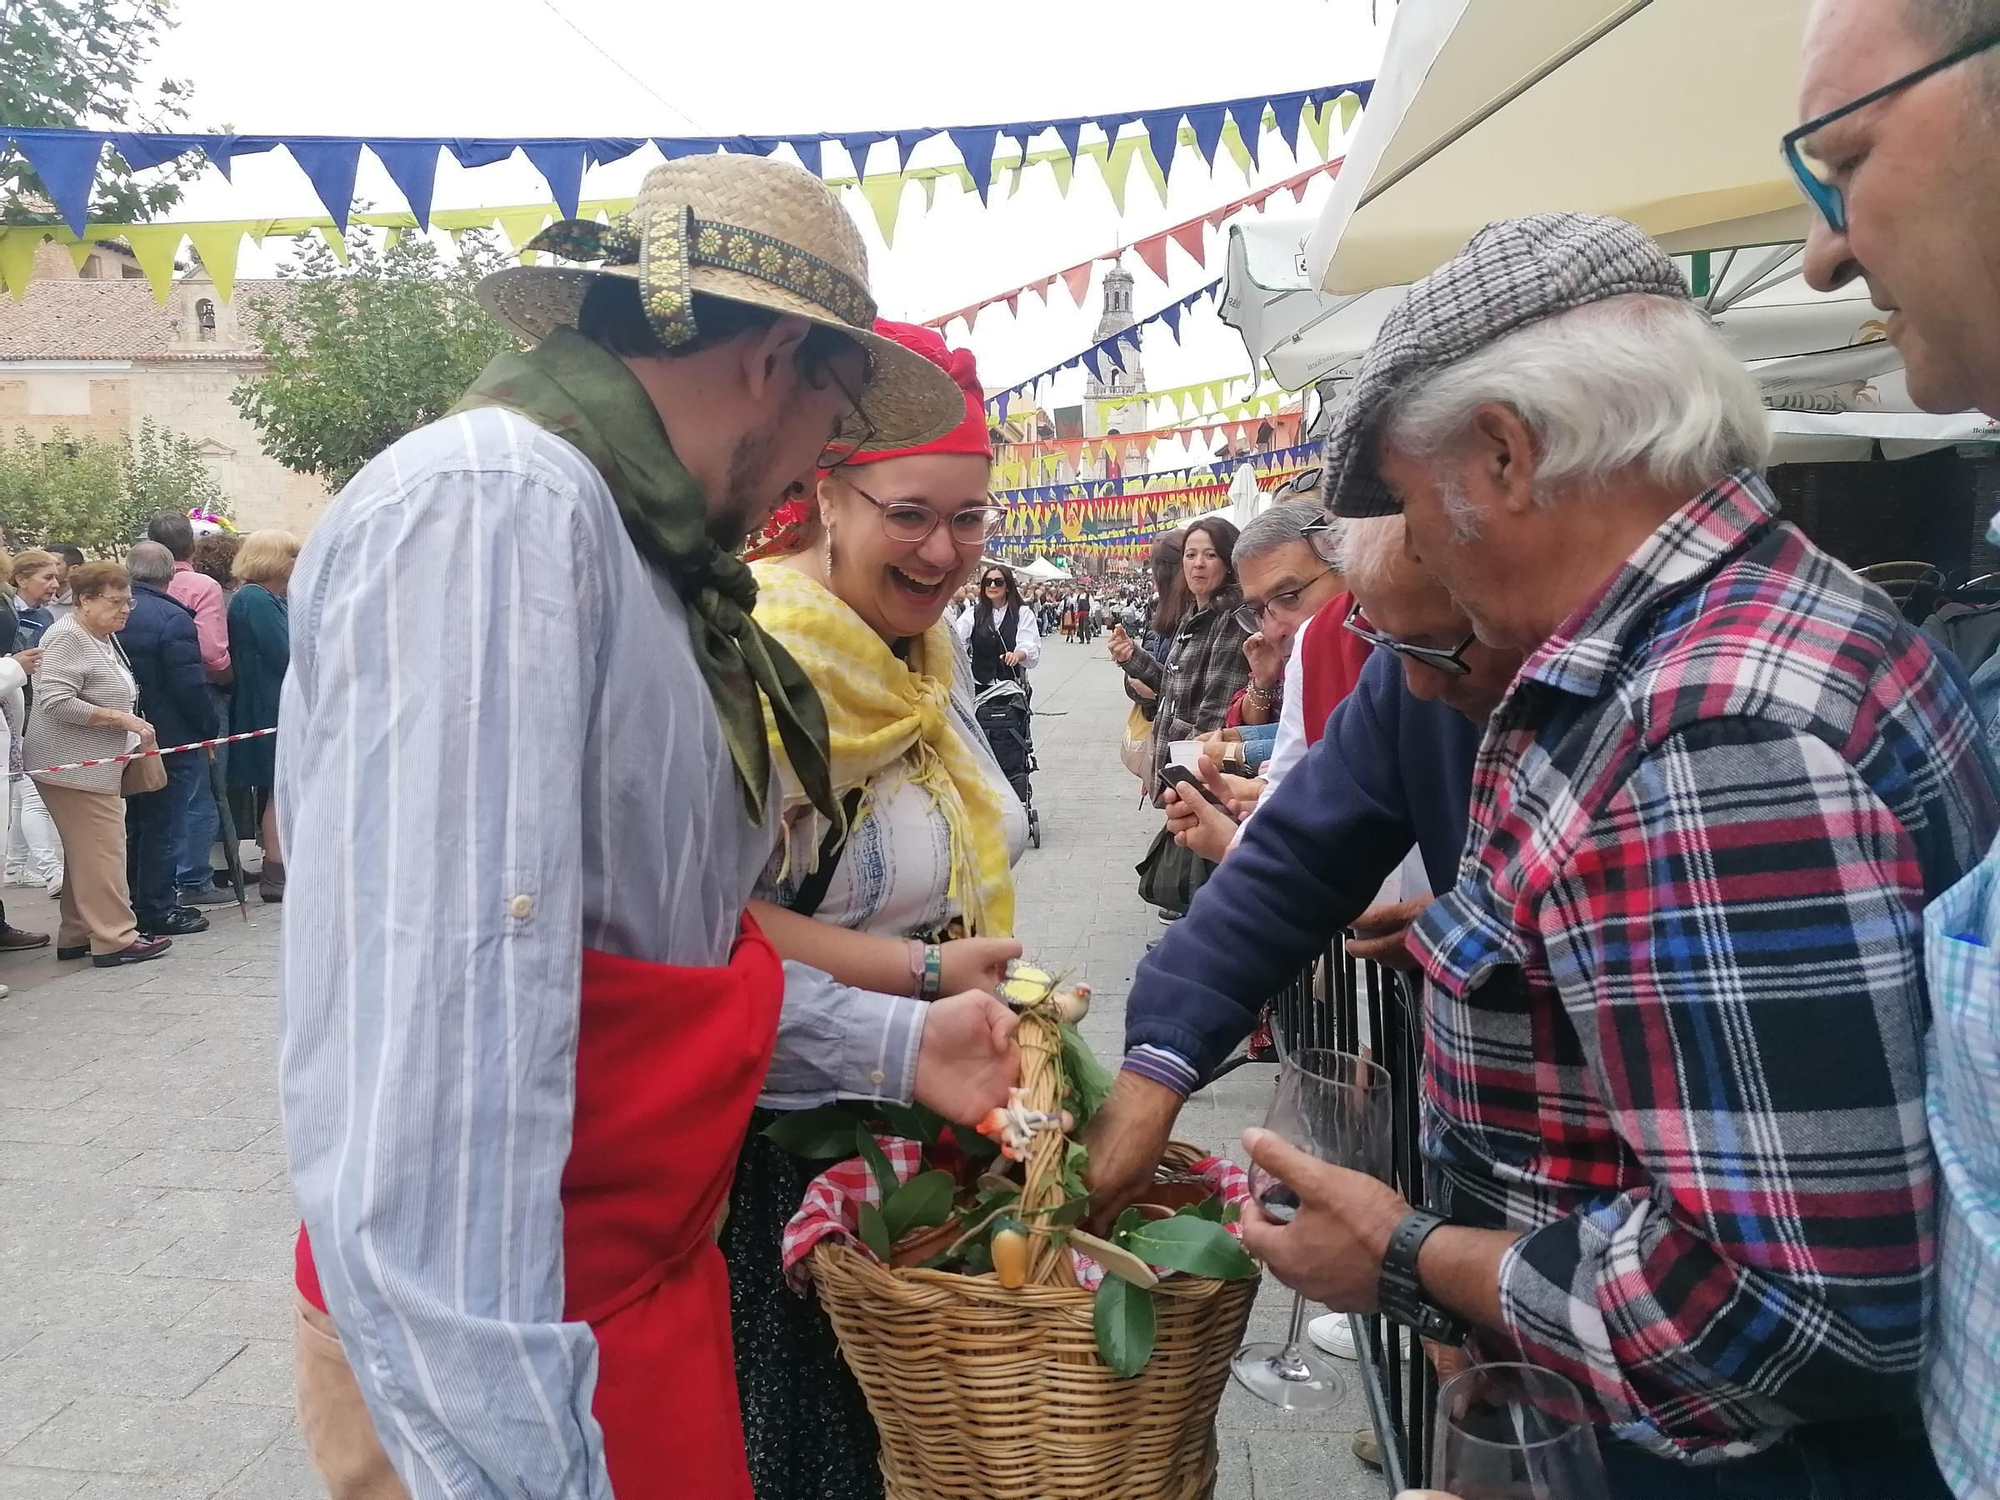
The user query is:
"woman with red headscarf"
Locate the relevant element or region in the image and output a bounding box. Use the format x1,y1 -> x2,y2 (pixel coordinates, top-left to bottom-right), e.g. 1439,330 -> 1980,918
728,321 -> 1030,1500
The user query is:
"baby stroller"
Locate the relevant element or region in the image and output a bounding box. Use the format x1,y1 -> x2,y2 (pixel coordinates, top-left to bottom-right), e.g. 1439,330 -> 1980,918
974,675 -> 1040,848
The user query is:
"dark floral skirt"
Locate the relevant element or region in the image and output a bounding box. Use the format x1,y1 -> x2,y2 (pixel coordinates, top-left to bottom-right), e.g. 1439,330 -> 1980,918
724,1110 -> 884,1500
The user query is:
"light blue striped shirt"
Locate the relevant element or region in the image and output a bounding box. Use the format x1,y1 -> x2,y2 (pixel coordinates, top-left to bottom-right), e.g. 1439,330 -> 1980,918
277,409 -> 925,1499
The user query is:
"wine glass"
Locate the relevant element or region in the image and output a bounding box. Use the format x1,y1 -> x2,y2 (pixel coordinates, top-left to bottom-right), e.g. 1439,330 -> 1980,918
1431,1362 -> 1609,1499
1230,1047 -> 1392,1410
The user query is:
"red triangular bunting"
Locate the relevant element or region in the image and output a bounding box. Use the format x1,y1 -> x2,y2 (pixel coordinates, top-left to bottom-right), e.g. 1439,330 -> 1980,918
1062,262 -> 1094,305
1133,234 -> 1171,281
1169,220 -> 1207,266
1004,292 -> 1020,315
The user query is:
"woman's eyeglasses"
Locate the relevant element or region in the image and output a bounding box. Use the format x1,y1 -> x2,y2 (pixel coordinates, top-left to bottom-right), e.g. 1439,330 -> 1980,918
1782,31 -> 2000,232
1342,601 -> 1476,676
845,478 -> 1007,545
982,575 -> 1010,588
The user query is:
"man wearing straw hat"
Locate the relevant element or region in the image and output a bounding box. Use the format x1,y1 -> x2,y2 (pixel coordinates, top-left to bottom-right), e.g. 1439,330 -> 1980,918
278,155 -> 1019,1500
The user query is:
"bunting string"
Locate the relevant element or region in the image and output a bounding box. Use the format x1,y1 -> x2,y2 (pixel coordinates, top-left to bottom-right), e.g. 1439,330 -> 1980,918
0,80 -> 1371,236
985,280 -> 1227,417
926,156 -> 1345,331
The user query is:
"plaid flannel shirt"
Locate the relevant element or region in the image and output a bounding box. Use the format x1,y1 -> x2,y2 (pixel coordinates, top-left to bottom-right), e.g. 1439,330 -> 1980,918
1411,470 -> 2000,1462
1123,597 -> 1251,794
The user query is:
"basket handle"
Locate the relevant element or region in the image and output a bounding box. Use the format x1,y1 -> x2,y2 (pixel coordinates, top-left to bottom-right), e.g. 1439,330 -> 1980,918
1011,1008 -> 1082,1287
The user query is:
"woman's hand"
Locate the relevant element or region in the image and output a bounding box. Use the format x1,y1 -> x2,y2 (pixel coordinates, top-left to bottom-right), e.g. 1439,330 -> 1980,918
1242,630 -> 1283,689
939,936 -> 1022,995
1001,650 -> 1025,667
1107,625 -> 1136,664
10,647 -> 43,675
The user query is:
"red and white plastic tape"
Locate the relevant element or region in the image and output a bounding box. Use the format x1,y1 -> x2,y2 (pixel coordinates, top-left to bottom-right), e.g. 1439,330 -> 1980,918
9,726 -> 277,779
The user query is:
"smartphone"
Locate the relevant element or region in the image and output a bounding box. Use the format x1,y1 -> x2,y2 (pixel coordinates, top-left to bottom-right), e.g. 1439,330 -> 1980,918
1160,764 -> 1229,812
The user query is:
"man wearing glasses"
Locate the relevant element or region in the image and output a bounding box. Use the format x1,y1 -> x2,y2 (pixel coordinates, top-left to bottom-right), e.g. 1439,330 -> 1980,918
1796,7 -> 2000,1494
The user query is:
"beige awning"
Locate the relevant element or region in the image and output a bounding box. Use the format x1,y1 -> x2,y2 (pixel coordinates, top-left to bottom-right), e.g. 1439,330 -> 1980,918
1308,0 -> 1815,293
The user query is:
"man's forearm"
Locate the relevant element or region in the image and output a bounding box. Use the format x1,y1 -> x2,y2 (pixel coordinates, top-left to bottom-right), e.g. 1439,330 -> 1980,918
1415,1225 -> 1520,1334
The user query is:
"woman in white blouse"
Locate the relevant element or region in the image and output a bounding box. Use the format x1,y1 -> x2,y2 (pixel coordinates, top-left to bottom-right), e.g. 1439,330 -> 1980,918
953,563 -> 1041,685
728,321 -> 1028,1500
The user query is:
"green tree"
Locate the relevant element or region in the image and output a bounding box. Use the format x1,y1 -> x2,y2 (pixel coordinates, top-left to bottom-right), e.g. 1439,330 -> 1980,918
232,230 -> 519,490
1,0 -> 203,226
0,419 -> 227,554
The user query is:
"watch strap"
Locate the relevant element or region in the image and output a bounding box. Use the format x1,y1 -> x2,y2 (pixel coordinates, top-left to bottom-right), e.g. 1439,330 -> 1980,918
1378,1209 -> 1470,1345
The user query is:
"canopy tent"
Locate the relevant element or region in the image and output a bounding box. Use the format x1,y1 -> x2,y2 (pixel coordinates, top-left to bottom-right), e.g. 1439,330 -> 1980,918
1304,0 -> 1814,295
1017,556 -> 1073,582
1222,217 -> 1993,459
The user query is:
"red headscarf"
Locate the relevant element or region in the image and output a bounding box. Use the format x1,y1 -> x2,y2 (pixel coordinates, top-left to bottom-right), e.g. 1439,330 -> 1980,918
747,319 -> 990,557
846,319 -> 991,464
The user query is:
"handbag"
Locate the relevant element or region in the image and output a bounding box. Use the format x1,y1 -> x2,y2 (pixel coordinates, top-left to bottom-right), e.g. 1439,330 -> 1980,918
1118,702 -> 1154,786
1134,823 -> 1212,917
111,637 -> 168,797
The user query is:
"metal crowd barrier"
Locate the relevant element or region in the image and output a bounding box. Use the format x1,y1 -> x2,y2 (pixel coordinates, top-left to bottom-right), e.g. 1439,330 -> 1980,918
1210,939 -> 1435,1494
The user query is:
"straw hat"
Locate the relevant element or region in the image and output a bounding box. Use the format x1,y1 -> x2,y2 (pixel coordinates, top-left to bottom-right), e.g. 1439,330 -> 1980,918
478,155 -> 964,451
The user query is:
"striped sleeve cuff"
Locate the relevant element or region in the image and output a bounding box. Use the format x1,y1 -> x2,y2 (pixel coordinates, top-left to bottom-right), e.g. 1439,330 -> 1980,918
1123,1046 -> 1200,1097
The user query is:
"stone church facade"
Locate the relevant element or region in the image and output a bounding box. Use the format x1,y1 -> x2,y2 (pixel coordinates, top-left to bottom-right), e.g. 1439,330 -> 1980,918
0,242 -> 330,536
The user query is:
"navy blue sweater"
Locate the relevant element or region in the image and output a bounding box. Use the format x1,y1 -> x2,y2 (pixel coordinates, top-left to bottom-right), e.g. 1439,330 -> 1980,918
1126,648 -> 1482,1085
118,582 -> 220,752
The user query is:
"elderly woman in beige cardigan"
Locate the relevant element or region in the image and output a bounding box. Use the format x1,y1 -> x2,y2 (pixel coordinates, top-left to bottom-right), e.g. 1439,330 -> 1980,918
24,562 -> 173,967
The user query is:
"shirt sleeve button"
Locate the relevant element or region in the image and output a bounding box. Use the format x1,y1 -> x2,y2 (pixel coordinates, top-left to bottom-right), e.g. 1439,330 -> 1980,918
868,1069 -> 885,1086
508,894 -> 534,919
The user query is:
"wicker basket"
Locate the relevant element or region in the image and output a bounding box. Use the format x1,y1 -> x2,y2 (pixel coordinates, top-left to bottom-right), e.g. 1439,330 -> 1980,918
808,1011 -> 1259,1500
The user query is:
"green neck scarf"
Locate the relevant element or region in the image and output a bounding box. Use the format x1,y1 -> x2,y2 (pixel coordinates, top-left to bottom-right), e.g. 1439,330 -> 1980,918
454,326 -> 835,827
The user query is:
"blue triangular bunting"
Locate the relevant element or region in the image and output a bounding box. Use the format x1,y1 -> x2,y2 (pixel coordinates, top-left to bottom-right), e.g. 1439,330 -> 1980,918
893,131 -> 930,172
18,131 -> 106,235
838,133 -> 887,174
1055,120 -> 1083,167
522,143 -> 585,219
1144,113 -> 1181,181
1226,100 -> 1266,169
585,138 -> 645,169
1186,106 -> 1227,168
791,138 -> 823,178
369,141 -> 440,229
1269,92 -> 1308,157
449,140 -> 516,169
287,139 -> 363,231
947,126 -> 1000,203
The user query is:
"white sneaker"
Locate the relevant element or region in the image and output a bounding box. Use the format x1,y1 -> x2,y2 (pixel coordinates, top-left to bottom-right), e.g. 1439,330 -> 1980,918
1308,1312 -> 1358,1360
46,873 -> 63,899
0,983 -> 9,999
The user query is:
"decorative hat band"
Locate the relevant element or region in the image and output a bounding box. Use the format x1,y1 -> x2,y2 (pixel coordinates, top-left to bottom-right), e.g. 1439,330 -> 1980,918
526,209 -> 878,348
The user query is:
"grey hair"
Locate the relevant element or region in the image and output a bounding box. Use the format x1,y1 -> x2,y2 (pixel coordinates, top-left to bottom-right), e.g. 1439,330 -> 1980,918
125,540 -> 175,585
1910,0 -> 2000,97
1379,294 -> 1770,503
1334,514 -> 1408,596
1234,499 -> 1339,570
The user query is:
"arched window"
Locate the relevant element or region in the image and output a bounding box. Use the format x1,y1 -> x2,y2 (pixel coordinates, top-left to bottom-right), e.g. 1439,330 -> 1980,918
196,299 -> 217,341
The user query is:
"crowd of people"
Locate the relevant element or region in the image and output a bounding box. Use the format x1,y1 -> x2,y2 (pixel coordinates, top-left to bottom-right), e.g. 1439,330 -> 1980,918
1083,4 -> 2000,1495
5,4 -> 1998,1495
0,518 -> 299,987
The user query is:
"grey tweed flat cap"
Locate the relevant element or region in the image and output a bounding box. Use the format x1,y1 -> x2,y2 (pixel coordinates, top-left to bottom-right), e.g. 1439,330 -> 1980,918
1323,213 -> 1688,518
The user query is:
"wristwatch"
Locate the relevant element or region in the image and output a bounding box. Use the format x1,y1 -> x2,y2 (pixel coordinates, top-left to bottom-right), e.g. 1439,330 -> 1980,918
1377,1209 -> 1471,1345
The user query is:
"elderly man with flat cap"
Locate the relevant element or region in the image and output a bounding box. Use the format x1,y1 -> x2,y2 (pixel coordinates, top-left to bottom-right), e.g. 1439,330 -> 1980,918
1235,212 -> 1998,1498
278,156 -> 1021,1500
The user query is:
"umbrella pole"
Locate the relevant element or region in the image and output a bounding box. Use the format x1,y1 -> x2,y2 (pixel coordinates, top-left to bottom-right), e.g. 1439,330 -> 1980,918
208,748 -> 250,921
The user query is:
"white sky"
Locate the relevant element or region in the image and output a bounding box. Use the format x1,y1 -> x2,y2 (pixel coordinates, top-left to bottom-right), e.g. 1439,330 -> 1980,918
139,0 -> 1391,452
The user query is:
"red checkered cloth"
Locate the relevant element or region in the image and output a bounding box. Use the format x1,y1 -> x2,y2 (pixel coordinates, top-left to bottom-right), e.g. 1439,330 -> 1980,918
780,1142 -> 1251,1291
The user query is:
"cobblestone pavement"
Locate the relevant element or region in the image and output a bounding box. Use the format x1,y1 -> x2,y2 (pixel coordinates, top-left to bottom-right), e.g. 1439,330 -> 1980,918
0,643 -> 1381,1498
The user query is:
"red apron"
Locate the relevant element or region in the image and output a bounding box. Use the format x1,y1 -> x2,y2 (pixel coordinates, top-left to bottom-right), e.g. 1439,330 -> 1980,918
296,917 -> 784,1500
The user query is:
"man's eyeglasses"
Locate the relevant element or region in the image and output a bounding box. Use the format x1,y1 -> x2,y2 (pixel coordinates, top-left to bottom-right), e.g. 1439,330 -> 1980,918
1234,568 -> 1337,636
1783,31 -> 2000,232
817,360 -> 877,470
1342,600 -> 1475,676
844,478 -> 1008,545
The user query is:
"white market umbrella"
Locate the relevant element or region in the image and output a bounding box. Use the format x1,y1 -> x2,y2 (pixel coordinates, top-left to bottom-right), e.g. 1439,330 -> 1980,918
1019,556 -> 1072,581
1305,0 -> 1815,294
